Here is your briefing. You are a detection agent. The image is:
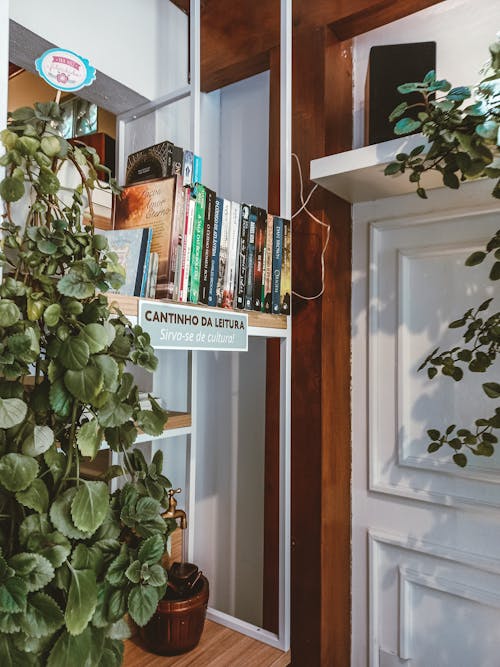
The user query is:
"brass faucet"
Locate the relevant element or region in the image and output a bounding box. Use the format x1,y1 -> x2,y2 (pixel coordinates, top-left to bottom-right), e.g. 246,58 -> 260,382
162,488 -> 187,529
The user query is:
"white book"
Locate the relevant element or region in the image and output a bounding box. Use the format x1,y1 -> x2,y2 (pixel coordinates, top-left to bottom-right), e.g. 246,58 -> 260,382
179,194 -> 196,302
221,201 -> 241,309
147,252 -> 159,298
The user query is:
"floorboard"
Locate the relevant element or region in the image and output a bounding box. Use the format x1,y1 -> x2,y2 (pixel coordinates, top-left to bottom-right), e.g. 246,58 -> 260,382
124,621 -> 290,667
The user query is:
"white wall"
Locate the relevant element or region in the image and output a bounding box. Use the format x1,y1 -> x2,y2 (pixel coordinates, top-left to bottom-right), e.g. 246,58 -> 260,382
218,71 -> 270,209
353,0 -> 499,148
9,0 -> 188,100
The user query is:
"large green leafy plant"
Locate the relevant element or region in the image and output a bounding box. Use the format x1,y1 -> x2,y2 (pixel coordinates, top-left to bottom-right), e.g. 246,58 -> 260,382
0,103 -> 176,666
385,42 -> 500,467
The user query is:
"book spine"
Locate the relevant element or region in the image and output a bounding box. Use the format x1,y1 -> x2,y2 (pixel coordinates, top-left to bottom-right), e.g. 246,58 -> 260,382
263,213 -> 274,313
148,253 -> 159,298
193,154 -> 202,184
145,252 -> 153,297
139,228 -> 153,297
172,146 -> 183,176
235,204 -> 250,310
188,185 -> 206,304
244,207 -> 257,310
280,217 -> 291,315
179,191 -> 195,302
199,187 -> 216,305
271,216 -> 283,314
182,150 -> 194,185
222,201 -> 241,309
215,199 -> 231,307
208,196 -> 223,307
166,141 -> 174,177
167,174 -> 185,299
252,207 -> 267,311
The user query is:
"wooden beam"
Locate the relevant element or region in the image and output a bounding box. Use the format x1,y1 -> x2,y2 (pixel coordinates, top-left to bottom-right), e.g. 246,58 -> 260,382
263,45 -> 281,636
290,24 -> 352,667
198,0 -> 444,92
329,0 -> 444,40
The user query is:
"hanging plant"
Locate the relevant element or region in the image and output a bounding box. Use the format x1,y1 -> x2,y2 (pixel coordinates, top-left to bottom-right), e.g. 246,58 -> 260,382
0,102 -> 177,665
385,41 -> 500,467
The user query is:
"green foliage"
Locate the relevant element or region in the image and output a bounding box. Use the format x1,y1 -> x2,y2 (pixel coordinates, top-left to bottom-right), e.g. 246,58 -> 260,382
386,45 -> 500,469
0,103 -> 175,664
384,42 -> 500,200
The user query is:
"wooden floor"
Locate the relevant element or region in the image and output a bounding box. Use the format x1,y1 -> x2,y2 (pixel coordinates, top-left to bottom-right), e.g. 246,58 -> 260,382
124,621 -> 290,667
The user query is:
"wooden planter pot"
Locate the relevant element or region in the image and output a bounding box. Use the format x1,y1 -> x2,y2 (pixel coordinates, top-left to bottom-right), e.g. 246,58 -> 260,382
140,575 -> 209,656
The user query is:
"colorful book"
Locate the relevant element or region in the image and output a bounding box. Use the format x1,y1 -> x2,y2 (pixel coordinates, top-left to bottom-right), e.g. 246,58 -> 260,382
280,217 -> 291,315
167,175 -> 186,299
244,207 -> 257,310
179,189 -> 195,302
188,184 -> 206,304
272,216 -> 283,314
125,141 -> 173,185
182,150 -> 194,185
252,207 -> 267,311
113,177 -> 176,299
199,187 -> 216,305
221,201 -> 241,309
215,198 -> 231,307
208,196 -> 224,307
263,213 -> 274,313
193,155 -> 202,184
100,227 -> 152,297
235,204 -> 250,310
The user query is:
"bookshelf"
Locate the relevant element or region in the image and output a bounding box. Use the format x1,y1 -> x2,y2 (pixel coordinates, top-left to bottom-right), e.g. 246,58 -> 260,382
110,0 -> 292,655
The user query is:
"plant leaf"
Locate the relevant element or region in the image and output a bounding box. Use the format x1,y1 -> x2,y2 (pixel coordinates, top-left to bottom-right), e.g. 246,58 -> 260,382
0,454 -> 39,492
138,534 -> 165,565
25,531 -> 71,570
22,425 -> 54,457
9,552 -> 54,592
59,338 -> 90,371
71,481 -> 109,534
0,577 -> 27,613
50,488 -> 92,540
18,513 -> 51,547
394,117 -> 421,135
76,419 -> 103,460
0,634 -> 37,667
127,584 -> 159,626
0,397 -> 27,429
79,324 -> 109,354
47,627 -> 92,667
57,272 -> 95,299
65,568 -> 97,635
18,592 -> 63,638
15,478 -> 49,513
64,366 -> 103,403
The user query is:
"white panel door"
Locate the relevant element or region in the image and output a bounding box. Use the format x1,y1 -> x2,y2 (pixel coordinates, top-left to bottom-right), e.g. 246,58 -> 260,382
352,180 -> 500,667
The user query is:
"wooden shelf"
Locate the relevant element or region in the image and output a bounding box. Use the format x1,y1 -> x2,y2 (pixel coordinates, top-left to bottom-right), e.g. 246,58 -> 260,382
108,294 -> 288,331
124,622 -> 290,667
310,134 -> 444,203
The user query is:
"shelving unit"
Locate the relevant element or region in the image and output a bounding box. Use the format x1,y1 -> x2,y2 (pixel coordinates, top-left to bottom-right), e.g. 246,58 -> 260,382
111,0 -> 292,654
310,133 -> 438,203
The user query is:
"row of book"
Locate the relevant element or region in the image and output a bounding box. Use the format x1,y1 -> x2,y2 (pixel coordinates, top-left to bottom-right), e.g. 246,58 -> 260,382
105,141 -> 291,315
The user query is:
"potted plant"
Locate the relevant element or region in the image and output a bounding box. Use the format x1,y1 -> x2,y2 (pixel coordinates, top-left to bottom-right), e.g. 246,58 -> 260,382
385,39 -> 499,466
0,102 -> 179,665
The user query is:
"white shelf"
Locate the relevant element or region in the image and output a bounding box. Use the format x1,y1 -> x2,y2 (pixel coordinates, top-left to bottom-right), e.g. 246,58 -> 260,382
310,134 -> 442,203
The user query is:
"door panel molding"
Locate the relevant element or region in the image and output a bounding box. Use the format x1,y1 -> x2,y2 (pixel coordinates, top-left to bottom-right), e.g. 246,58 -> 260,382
369,530 -> 500,667
368,195 -> 500,509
